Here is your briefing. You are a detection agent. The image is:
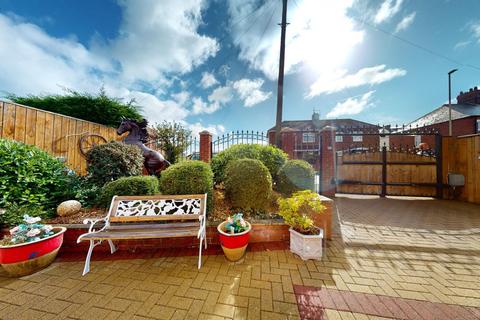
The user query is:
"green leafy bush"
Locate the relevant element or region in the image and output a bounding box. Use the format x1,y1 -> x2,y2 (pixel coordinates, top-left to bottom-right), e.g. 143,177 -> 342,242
277,190 -> 325,235
211,144 -> 287,184
0,204 -> 50,227
9,89 -> 142,127
65,175 -> 102,207
87,142 -> 144,186
276,160 -> 315,195
0,139 -> 70,215
97,176 -> 160,208
159,160 -> 213,211
224,159 -> 272,211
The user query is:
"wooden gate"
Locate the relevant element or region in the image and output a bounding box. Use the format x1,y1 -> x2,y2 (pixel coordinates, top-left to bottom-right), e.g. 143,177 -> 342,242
336,146 -> 441,197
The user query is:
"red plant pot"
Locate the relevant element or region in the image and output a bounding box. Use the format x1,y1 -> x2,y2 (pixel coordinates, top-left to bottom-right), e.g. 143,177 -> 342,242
0,227 -> 66,277
217,221 -> 251,262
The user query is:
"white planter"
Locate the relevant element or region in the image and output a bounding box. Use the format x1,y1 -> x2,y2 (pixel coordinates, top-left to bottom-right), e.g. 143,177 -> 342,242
289,227 -> 323,260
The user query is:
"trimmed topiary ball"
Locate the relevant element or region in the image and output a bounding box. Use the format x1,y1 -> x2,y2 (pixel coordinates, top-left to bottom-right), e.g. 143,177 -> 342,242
224,159 -> 272,211
86,141 -> 144,186
97,176 -> 160,208
159,160 -> 213,211
276,160 -> 315,195
211,144 -> 287,184
0,138 -> 70,221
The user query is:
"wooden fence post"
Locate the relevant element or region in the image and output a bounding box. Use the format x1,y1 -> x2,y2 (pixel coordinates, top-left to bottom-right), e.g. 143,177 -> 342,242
381,145 -> 387,197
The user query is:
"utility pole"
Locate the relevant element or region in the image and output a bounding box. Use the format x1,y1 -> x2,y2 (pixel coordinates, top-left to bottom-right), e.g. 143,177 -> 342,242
448,68 -> 458,136
274,0 -> 288,148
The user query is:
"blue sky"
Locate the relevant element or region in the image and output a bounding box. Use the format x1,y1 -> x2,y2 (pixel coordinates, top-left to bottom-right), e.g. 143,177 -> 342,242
0,0 -> 479,135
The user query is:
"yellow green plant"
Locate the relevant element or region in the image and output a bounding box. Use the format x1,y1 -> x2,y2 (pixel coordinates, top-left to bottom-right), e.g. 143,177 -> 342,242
277,190 -> 325,235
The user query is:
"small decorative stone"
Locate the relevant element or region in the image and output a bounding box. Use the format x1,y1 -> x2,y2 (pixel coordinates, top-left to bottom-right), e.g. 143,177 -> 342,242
57,200 -> 82,217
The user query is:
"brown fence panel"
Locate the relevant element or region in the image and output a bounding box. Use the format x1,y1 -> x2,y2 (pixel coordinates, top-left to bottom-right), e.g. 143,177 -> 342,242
0,101 -> 121,175
443,135 -> 480,204
336,150 -> 437,197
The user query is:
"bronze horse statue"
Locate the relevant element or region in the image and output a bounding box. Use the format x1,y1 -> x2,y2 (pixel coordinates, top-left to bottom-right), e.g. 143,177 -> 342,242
117,118 -> 170,175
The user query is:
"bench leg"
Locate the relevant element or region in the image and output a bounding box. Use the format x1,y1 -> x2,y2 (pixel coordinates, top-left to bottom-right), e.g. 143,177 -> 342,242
82,240 -> 101,276
198,235 -> 203,269
108,240 -> 117,254
204,229 -> 207,249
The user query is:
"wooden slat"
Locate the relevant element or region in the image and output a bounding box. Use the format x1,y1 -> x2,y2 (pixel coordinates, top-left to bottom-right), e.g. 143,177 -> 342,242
34,111 -> 46,149
13,104 -> 26,143
24,108 -> 37,145
108,222 -> 199,230
66,119 -> 77,170
43,112 -> 54,154
2,103 -> 16,139
114,194 -> 206,201
52,114 -> 63,156
80,228 -> 199,240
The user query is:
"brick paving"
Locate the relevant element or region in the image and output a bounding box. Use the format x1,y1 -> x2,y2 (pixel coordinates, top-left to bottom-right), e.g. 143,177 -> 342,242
0,195 -> 479,319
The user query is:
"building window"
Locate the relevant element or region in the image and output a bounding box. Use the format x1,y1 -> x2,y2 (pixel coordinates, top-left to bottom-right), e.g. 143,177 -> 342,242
477,119 -> 480,133
302,132 -> 315,143
352,135 -> 363,142
335,135 -> 343,142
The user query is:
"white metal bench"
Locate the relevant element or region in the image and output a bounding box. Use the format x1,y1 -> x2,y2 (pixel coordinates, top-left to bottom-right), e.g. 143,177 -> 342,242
77,194 -> 207,275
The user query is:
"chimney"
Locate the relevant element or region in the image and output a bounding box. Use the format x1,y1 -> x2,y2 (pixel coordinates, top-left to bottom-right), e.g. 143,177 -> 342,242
457,86 -> 480,105
312,111 -> 321,128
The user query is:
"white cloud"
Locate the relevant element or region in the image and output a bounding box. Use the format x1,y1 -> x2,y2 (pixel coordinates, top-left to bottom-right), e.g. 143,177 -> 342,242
125,90 -> 189,124
188,122 -> 226,136
227,0 -> 364,80
98,0 -> 219,83
208,86 -> 233,104
0,14 -> 107,95
395,12 -> 416,33
171,91 -> 190,106
200,72 -> 219,88
374,0 -> 404,24
0,2 -> 221,127
454,40 -> 471,50
232,78 -> 272,107
307,65 -> 406,98
471,22 -> 480,43
326,91 -> 375,118
192,97 -> 221,115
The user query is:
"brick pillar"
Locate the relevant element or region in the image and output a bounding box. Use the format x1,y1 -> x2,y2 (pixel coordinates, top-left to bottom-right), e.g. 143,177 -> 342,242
199,131 -> 212,163
320,129 -> 336,197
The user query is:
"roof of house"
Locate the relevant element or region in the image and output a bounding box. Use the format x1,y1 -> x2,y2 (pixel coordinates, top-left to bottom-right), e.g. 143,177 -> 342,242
407,104 -> 480,127
267,118 -> 376,132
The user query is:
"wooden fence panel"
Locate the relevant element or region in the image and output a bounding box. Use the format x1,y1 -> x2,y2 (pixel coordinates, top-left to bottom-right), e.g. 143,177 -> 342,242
0,101 -> 121,175
443,135 -> 480,204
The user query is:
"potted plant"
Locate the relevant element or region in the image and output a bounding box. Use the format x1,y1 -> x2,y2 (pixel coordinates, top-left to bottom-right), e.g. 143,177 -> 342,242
217,213 -> 251,262
278,190 -> 325,260
0,215 -> 66,277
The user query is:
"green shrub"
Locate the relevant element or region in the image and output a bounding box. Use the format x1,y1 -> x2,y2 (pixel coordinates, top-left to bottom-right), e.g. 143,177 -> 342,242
224,159 -> 272,211
159,160 -> 213,211
276,160 -> 315,195
0,139 -> 70,214
211,144 -> 287,184
97,176 -> 160,208
9,89 -> 142,127
277,190 -> 325,235
0,204 -> 50,227
65,175 -> 102,207
87,142 -> 144,186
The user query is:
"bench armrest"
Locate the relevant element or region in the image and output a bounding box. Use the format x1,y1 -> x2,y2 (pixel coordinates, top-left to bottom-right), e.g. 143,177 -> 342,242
77,216 -> 109,243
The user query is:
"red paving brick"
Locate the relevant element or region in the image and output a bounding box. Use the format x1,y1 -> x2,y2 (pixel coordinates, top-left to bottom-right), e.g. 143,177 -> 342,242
294,285 -> 480,320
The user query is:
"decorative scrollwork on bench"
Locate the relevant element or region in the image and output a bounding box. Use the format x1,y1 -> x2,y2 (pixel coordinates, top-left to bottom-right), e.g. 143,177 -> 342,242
115,198 -> 201,217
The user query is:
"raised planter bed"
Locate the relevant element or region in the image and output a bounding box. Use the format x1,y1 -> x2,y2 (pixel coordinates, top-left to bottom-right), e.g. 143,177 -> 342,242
55,220 -> 290,254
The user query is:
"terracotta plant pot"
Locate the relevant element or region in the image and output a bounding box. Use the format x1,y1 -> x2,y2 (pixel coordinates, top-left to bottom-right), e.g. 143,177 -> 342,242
217,221 -> 251,262
0,227 -> 66,277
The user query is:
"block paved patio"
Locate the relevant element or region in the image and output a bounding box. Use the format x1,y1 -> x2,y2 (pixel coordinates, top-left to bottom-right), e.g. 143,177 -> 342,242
1,195 -> 480,320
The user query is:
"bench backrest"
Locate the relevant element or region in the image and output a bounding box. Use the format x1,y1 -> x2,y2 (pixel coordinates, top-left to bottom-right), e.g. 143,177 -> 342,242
107,194 -> 207,223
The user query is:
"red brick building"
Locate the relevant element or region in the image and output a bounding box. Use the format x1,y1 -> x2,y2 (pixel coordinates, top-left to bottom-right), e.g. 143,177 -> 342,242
267,113 -> 378,170
390,87 -> 480,148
